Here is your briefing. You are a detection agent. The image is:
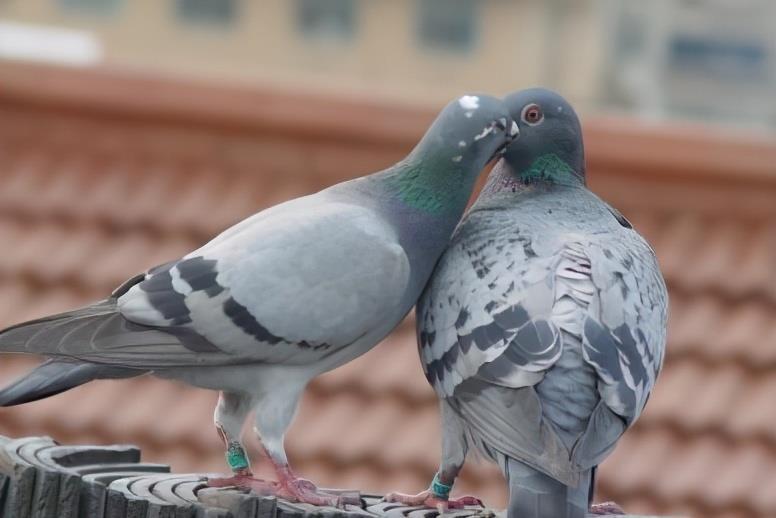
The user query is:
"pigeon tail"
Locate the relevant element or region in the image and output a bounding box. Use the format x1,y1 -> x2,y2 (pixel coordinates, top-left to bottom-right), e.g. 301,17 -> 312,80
0,298 -> 118,354
0,270 -> 147,356
0,359 -> 142,406
0,297 -> 147,406
501,455 -> 592,518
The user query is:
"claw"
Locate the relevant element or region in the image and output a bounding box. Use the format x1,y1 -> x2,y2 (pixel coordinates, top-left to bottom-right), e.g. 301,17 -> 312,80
384,490 -> 482,512
206,474 -> 279,497
207,473 -> 361,508
590,501 -> 626,515
277,478 -> 361,508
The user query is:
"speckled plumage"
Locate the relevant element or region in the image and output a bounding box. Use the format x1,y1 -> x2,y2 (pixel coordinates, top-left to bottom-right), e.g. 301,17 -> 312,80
414,89 -> 668,518
420,183 -> 666,471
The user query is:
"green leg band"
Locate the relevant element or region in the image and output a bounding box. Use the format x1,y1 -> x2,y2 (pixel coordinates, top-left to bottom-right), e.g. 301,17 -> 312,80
430,472 -> 452,499
226,442 -> 250,472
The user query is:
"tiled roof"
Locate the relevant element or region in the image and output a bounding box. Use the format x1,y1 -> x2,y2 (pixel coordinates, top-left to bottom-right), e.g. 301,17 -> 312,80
1,61 -> 776,518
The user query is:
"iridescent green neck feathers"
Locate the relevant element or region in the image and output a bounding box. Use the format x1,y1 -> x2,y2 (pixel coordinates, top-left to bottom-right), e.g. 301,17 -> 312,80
521,153 -> 582,186
387,158 -> 473,215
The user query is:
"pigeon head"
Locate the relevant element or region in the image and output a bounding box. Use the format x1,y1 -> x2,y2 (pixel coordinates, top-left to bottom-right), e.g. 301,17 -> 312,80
410,94 -> 518,173
392,94 -> 518,214
501,88 -> 585,186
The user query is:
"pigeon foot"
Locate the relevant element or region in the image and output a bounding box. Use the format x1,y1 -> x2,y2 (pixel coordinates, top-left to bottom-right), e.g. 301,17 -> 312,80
384,490 -> 482,513
206,473 -> 279,497
589,501 -> 625,515
275,477 -> 362,508
206,472 -> 361,507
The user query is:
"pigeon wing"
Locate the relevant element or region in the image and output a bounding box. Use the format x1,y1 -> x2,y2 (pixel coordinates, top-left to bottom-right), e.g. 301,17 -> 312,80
580,232 -> 668,425
418,217 -> 564,399
0,198 -> 411,368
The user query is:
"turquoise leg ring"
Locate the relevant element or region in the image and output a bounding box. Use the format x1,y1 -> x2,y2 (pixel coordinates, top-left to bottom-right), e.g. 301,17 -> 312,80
226,442 -> 250,472
430,472 -> 452,499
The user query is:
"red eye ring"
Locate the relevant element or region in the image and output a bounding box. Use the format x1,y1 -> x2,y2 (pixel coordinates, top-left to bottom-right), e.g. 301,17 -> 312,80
521,104 -> 544,126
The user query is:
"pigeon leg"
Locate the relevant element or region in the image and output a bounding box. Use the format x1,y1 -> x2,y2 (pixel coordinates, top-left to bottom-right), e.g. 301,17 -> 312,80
385,400 -> 481,512
207,392 -> 277,493
253,388 -> 361,508
587,465 -> 625,514
270,459 -> 361,507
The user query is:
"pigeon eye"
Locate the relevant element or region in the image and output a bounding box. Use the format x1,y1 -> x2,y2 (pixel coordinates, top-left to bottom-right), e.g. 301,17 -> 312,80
521,104 -> 544,126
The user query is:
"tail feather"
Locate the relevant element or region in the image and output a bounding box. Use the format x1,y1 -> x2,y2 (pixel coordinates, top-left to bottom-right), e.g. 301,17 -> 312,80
0,292 -> 224,368
0,359 -> 143,407
502,455 -> 591,518
0,299 -> 116,355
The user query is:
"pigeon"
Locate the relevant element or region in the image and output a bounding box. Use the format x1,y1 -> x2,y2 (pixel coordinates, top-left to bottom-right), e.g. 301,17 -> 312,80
385,89 -> 668,518
0,94 -> 518,507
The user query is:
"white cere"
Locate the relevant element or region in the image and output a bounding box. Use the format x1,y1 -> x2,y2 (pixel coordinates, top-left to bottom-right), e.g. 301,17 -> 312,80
473,125 -> 494,141
510,120 -> 520,137
458,140 -> 467,148
452,155 -> 463,163
557,106 -> 564,113
458,95 -> 480,111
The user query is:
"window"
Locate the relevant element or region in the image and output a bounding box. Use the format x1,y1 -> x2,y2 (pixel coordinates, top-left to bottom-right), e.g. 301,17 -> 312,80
176,0 -> 237,26
296,0 -> 356,41
669,35 -> 768,82
417,0 -> 478,52
602,1 -> 776,127
58,0 -> 123,16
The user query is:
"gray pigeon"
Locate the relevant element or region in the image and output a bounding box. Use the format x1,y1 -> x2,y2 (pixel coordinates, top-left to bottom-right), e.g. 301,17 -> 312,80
0,94 -> 518,507
386,89 -> 668,518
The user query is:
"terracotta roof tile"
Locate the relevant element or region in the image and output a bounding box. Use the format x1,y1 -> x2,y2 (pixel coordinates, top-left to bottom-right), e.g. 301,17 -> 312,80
705,442 -> 773,511
731,222 -> 776,297
598,428 -> 676,497
313,323 -> 434,405
642,359 -> 705,424
379,402 -> 439,471
652,214 -> 705,280
292,391 -> 365,460
654,435 -> 729,503
751,469 -> 776,514
2,66 -> 776,517
678,364 -> 747,434
727,375 -> 776,441
681,219 -> 747,292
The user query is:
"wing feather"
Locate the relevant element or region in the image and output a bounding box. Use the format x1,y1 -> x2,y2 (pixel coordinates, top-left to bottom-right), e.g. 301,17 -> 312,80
581,236 -> 668,424
419,218 -> 563,398
1,197 -> 410,369
420,203 -> 668,426
419,189 -> 668,481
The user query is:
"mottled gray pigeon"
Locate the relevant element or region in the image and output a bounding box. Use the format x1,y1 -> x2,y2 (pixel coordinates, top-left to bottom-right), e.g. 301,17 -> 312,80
386,89 -> 668,518
0,94 -> 518,507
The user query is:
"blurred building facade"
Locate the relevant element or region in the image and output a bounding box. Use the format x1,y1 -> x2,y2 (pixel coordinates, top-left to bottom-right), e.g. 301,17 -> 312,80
0,61 -> 775,518
601,0 -> 776,128
0,0 -> 603,108
2,0 -> 776,128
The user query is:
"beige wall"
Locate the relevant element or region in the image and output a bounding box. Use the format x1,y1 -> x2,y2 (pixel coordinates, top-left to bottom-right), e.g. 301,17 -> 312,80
0,0 -> 603,106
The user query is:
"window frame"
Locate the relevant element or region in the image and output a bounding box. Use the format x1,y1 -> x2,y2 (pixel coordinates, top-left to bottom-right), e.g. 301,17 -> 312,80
295,0 -> 357,43
58,0 -> 124,17
174,0 -> 239,28
416,0 -> 480,54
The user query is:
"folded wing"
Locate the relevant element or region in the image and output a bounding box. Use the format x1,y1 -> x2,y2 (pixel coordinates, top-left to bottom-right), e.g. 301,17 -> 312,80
0,198 -> 411,369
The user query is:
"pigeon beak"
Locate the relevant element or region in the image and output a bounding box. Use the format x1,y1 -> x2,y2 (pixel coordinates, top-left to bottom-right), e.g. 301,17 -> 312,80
489,117 -> 518,158
509,120 -> 520,140
496,120 -> 519,156
493,118 -> 519,141
495,118 -> 519,138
